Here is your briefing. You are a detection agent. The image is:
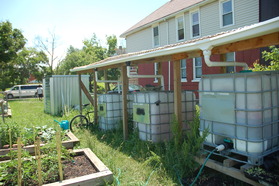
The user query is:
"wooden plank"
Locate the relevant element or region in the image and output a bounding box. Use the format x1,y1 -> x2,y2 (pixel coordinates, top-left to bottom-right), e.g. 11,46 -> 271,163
80,81 -> 94,106
132,55 -> 172,65
97,63 -> 125,71
195,156 -> 261,186
212,32 -> 279,54
223,158 -> 241,168
93,70 -> 98,125
77,69 -> 94,74
172,53 -> 188,61
173,60 -> 182,131
121,66 -> 128,140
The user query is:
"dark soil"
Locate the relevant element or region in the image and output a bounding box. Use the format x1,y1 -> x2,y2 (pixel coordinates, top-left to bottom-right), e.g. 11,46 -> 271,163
63,154 -> 98,179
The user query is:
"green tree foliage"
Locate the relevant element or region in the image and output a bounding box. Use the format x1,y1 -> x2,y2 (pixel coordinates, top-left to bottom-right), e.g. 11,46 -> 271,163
0,21 -> 26,90
56,46 -> 91,74
56,34 -> 119,76
250,46 -> 279,71
15,47 -> 49,83
106,35 -> 117,57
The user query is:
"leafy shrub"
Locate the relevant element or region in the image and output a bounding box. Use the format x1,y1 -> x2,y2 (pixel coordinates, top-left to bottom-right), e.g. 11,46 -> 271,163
250,46 -> 279,71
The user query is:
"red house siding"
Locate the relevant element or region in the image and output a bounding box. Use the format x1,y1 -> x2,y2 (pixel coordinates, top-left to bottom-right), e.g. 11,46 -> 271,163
138,49 -> 260,91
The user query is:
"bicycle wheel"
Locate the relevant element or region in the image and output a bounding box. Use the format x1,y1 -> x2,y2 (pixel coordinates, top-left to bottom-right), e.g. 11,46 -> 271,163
70,115 -> 89,132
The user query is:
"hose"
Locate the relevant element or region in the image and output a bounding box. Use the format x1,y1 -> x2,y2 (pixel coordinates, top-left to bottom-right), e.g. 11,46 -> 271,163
115,168 -> 121,185
190,148 -> 217,186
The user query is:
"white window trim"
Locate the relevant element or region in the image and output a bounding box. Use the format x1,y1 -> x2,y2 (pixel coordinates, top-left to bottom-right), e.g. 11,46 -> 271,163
192,57 -> 202,82
154,62 -> 158,83
152,24 -> 160,47
180,59 -> 187,82
176,14 -> 185,42
219,0 -> 235,28
225,52 -> 236,72
189,9 -> 201,38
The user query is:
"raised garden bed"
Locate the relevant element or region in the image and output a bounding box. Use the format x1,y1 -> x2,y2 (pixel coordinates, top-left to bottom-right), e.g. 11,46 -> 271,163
0,131 -> 79,158
0,148 -> 113,185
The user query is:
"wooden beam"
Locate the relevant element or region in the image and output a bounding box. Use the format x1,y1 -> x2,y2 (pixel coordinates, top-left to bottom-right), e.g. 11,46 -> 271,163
173,60 -> 182,131
97,63 -> 125,71
93,70 -> 98,125
121,66 -> 128,140
172,53 -> 188,61
212,32 -> 279,54
195,156 -> 261,186
80,81 -> 94,106
77,69 -> 94,74
132,55 -> 172,65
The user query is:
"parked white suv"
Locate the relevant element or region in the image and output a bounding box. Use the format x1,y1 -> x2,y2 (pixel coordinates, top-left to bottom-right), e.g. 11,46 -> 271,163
5,84 -> 42,99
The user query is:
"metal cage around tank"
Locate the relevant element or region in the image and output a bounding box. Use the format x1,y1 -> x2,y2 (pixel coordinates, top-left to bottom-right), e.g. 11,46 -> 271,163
199,71 -> 279,165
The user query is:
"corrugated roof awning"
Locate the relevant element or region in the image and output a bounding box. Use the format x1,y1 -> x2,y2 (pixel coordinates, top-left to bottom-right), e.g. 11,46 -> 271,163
71,17 -> 279,73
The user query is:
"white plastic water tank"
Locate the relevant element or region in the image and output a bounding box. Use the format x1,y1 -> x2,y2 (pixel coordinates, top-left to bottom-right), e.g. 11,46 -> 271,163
98,94 -> 133,130
133,91 -> 196,142
199,71 -> 279,165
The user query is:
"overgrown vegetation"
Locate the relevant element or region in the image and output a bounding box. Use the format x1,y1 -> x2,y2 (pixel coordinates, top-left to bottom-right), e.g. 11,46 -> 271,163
1,99 -> 242,185
0,141 -> 71,185
250,46 -> 279,71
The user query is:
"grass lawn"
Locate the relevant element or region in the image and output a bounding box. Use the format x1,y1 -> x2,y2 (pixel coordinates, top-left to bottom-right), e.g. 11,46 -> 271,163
1,99 -> 176,185
1,98 -> 247,185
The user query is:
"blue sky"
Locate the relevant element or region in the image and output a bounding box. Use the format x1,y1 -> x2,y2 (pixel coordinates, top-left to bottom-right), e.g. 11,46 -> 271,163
0,0 -> 169,65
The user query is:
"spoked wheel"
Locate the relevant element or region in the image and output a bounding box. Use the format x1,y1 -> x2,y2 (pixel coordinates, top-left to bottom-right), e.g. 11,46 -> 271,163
70,115 -> 89,132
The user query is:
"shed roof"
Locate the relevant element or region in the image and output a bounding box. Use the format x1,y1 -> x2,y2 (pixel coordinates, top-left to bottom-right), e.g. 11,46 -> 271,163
71,17 -> 279,73
120,0 -> 209,38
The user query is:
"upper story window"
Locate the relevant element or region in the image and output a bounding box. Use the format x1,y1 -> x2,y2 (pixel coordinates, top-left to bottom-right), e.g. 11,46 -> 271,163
191,10 -> 200,37
225,52 -> 235,73
180,59 -> 187,82
220,0 -> 234,27
153,26 -> 159,47
154,62 -> 158,82
176,16 -> 185,41
193,57 -> 202,81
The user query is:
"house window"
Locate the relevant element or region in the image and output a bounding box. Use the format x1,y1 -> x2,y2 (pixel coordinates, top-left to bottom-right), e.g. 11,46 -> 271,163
181,59 -> 187,82
191,11 -> 200,37
176,16 -> 185,41
154,62 -> 158,82
225,52 -> 235,73
153,26 -> 159,47
221,0 -> 234,27
193,57 -> 202,80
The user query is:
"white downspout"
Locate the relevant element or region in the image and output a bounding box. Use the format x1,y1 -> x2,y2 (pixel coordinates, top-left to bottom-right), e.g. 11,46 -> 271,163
127,66 -> 165,90
202,47 -> 249,70
95,70 -> 121,93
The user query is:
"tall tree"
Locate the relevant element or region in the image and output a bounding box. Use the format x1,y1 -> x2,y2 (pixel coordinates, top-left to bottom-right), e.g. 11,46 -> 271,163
0,21 -> 26,90
106,35 -> 117,57
34,30 -> 60,74
15,47 -> 48,83
56,46 -> 91,75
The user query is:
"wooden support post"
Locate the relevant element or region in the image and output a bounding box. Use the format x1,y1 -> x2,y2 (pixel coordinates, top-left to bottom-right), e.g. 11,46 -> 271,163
173,60 -> 182,130
121,65 -> 128,140
80,81 -> 94,106
104,70 -> 109,93
78,74 -> 82,115
93,70 -> 98,125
